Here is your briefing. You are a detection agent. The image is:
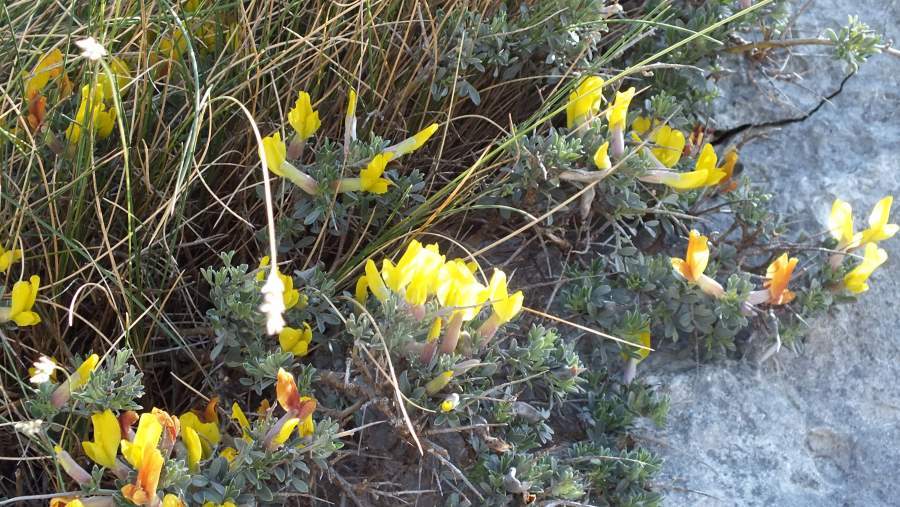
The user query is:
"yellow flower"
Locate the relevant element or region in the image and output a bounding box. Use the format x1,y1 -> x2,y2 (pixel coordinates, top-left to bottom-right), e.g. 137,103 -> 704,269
694,144 -> 727,186
67,355 -> 98,392
360,153 -> 393,194
671,230 -> 724,298
203,502 -> 237,507
99,56 -> 130,99
647,169 -> 711,191
427,318 -> 443,342
220,446 -> 238,463
298,411 -> 315,438
50,354 -> 99,408
717,149 -> 740,192
354,275 -> 369,305
606,87 -> 636,132
260,133 -> 288,177
121,412 -> 162,468
425,370 -> 454,395
566,76 -> 604,129
593,141 -> 611,170
649,124 -> 686,167
671,230 -> 709,283
828,198 -> 861,250
486,270 -> 523,325
620,329 -> 651,362
279,323 -> 313,357
162,494 -> 186,507
435,260 -> 488,321
257,256 -> 300,309
65,85 -> 116,144
121,446 -> 163,506
0,275 -> 41,326
764,253 -> 798,305
270,417 -> 300,447
23,48 -> 65,99
276,368 -> 318,419
287,91 -> 320,141
231,402 -> 250,433
180,411 -> 220,458
345,88 -> 358,122
50,498 -> 86,507
385,123 -> 440,158
81,409 -> 120,469
632,115 -> 652,135
843,242 -> 887,294
859,196 -> 898,244
182,425 -> 202,471
440,393 -> 460,413
364,259 -> 389,303
0,246 -> 23,273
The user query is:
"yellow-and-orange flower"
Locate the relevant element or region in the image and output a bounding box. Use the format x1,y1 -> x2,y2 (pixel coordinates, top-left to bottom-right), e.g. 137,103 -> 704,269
121,446 -> 163,505
670,230 -> 724,298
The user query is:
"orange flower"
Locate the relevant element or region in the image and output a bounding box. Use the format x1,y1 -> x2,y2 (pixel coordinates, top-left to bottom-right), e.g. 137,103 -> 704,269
26,94 -> 47,132
276,369 -> 317,417
764,253 -> 798,305
717,149 -> 739,193
670,230 -> 724,298
119,410 -> 139,441
121,446 -> 163,506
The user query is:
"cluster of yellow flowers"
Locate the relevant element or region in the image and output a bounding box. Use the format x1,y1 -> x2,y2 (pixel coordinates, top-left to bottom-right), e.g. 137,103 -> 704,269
828,196 -> 895,293
49,363 -> 315,507
564,76 -> 740,193
355,240 -> 524,362
20,47 -> 130,146
259,88 -> 439,196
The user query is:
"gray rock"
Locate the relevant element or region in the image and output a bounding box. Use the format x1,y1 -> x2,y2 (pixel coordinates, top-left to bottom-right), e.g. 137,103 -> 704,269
646,1 -> 900,505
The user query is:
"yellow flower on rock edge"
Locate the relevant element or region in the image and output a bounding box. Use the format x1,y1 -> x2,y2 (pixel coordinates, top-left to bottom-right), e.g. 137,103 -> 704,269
279,323 -> 313,357
0,275 -> 41,326
566,76 -> 604,129
764,253 -> 799,305
693,144 -> 727,186
859,196 -> 898,244
828,198 -> 861,250
121,412 -> 163,468
287,91 -> 321,142
81,409 -> 121,469
0,246 -> 23,273
843,242 -> 888,294
360,153 -> 394,194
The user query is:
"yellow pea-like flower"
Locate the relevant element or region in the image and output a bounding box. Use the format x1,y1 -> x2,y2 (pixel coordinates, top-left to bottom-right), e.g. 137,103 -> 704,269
486,270 -> 523,325
843,242 -> 888,294
385,123 -> 439,158
650,124 -> 686,167
287,91 -> 321,141
764,253 -> 799,305
653,169 -> 711,191
566,76 -> 604,129
260,133 -> 288,177
354,275 -> 369,305
179,411 -> 221,457
671,230 -> 709,283
828,198 -> 862,250
364,259 -> 389,303
593,141 -> 611,170
859,196 -> 898,244
631,115 -> 652,135
279,323 -> 313,357
359,153 -> 393,194
121,446 -> 163,506
297,412 -> 315,438
182,425 -> 202,472
0,275 -> 41,326
0,247 -> 23,273
121,412 -> 163,468
606,87 -> 636,132
694,144 -> 727,186
271,417 -> 300,446
81,409 -> 121,469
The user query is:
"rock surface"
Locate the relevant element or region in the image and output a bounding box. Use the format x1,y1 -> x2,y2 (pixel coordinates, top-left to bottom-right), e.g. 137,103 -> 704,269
646,1 -> 900,505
